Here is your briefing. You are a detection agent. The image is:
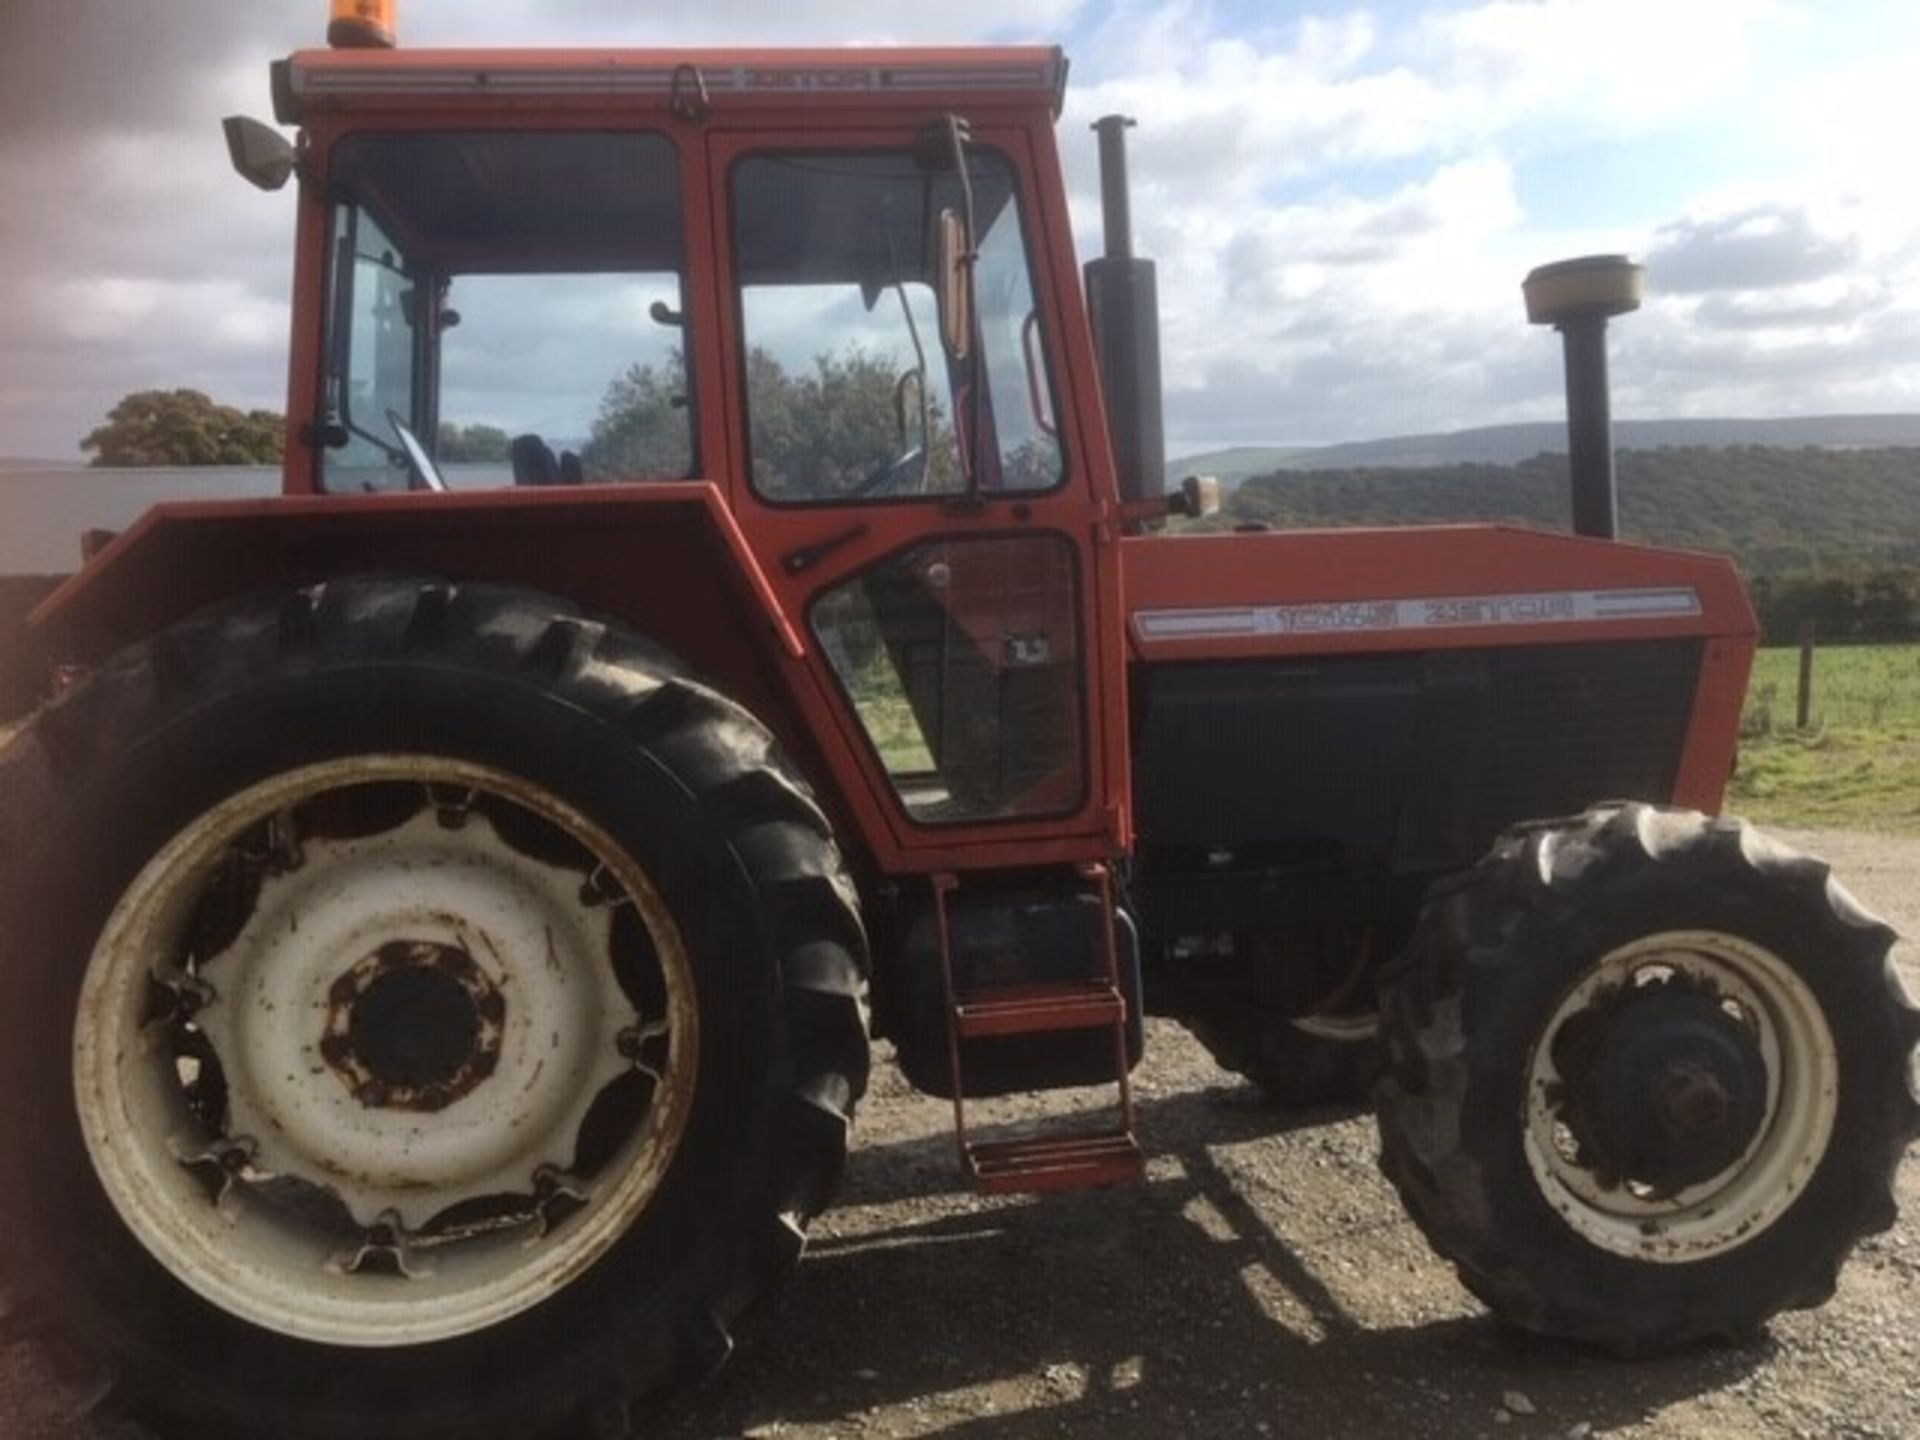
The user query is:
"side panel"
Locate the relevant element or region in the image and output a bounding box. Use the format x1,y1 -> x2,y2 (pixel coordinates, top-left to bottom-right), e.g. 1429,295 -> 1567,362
1135,639 -> 1703,874
1122,524 -> 1757,815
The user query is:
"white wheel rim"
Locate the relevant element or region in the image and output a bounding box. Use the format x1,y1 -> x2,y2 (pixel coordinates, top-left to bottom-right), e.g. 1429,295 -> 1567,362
1522,930 -> 1838,1263
73,757 -> 699,1347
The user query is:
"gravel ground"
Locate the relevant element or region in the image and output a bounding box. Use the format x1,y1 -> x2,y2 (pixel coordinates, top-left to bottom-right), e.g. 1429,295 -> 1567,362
6,827 -> 1918,1440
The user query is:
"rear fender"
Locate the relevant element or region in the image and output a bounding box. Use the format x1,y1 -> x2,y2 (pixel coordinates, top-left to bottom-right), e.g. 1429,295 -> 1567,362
26,484 -> 865,841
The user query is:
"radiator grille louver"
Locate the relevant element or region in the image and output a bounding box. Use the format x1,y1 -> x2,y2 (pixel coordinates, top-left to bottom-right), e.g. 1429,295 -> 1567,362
1477,642 -> 1699,833
1135,640 -> 1703,871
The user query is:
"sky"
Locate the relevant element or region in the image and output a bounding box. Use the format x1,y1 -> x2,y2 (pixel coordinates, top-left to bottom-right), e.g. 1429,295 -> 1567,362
1,0 -> 1917,460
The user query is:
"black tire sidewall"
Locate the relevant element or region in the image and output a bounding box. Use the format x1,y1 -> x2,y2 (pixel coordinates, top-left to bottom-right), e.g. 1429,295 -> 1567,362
1450,839 -> 1910,1329
7,654 -> 796,1438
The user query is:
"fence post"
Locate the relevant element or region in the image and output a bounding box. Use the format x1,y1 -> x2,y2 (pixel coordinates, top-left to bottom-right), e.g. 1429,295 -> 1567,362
1796,621 -> 1817,731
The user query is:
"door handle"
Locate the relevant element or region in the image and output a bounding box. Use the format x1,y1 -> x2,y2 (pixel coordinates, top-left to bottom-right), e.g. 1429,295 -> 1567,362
782,522 -> 869,575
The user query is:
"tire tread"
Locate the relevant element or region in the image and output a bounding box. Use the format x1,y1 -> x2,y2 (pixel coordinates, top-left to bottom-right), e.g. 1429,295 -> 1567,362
0,574 -> 870,1440
1375,802 -> 1914,1354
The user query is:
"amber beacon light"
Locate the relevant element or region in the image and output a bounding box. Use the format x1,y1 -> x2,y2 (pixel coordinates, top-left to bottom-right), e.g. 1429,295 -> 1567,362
329,0 -> 398,49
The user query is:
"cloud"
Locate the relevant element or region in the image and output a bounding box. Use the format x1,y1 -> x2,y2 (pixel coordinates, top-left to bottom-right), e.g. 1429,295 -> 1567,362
0,270 -> 293,468
0,0 -> 1088,457
0,2 -> 295,136
1141,154 -> 1549,447
0,0 -> 1915,462
1691,280 -> 1886,332
1061,1 -> 1920,450
1616,179 -> 1920,420
1648,206 -> 1860,294
1065,0 -> 1790,218
0,0 -> 1089,133
470,0 -> 1088,44
1067,34 -> 1456,209
1426,0 -> 1789,134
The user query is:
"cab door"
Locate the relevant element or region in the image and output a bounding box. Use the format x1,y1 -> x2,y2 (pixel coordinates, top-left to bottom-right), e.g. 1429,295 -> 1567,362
707,125 -> 1126,872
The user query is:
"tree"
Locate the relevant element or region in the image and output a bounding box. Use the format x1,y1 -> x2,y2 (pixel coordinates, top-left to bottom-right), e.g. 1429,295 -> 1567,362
748,347 -> 899,498
436,422 -> 512,464
579,345 -> 960,496
1755,564 -> 1920,644
82,389 -> 283,467
580,354 -> 693,480
745,347 -> 958,500
1857,569 -> 1916,640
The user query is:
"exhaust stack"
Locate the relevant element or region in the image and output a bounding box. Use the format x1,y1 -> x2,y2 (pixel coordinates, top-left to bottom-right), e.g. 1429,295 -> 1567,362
1085,115 -> 1166,504
1523,255 -> 1645,541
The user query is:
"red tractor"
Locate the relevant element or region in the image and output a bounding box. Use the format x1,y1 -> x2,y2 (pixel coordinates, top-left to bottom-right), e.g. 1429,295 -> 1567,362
2,9 -> 1915,1439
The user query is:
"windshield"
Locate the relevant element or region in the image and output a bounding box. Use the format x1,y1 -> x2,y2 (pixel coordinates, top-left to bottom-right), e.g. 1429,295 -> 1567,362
320,131 -> 693,492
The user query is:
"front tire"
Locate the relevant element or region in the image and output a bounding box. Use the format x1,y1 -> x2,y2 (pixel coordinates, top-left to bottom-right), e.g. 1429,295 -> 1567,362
0,578 -> 870,1439
1375,804 -> 1920,1353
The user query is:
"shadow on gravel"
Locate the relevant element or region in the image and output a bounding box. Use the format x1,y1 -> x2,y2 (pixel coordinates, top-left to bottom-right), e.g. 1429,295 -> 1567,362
805,1081 -> 1364,1212
6,1083 -> 1775,1439
656,1085 -> 1773,1439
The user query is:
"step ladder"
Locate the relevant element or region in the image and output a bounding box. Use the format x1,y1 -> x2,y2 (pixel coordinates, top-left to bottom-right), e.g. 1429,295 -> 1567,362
933,864 -> 1145,1195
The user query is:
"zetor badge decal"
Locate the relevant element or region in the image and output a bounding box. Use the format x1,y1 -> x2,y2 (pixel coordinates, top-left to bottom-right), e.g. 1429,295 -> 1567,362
1133,586 -> 1703,641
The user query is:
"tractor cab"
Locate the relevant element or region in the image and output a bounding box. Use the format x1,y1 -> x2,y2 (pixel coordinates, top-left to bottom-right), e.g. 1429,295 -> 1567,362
249,42 -> 1139,872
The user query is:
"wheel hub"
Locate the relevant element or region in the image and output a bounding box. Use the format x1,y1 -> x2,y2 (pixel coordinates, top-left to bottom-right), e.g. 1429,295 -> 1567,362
1563,986 -> 1769,1194
1523,930 -> 1840,1263
185,802 -> 638,1223
323,941 -> 505,1112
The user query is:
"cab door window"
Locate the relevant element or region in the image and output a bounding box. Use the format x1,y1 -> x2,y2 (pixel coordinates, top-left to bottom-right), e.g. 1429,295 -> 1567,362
811,533 -> 1085,824
731,149 -> 1064,503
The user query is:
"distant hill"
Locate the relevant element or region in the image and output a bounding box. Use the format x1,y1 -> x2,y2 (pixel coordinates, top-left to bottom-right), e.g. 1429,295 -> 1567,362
1171,414 -> 1920,483
1221,445 -> 1920,577
1161,445 -> 1316,487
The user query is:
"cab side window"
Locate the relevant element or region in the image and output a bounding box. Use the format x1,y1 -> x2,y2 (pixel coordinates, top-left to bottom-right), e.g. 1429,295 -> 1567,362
321,132 -> 692,492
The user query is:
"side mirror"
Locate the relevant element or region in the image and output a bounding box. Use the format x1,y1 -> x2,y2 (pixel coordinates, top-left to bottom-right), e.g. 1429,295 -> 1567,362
223,116 -> 297,192
937,208 -> 973,360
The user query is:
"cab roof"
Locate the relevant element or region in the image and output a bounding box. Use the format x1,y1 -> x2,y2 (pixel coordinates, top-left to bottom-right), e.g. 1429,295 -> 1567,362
277,46 -> 1070,123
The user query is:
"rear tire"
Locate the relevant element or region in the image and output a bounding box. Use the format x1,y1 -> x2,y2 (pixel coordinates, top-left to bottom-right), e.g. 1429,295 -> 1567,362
1184,1007 -> 1378,1108
0,577 -> 869,1439
1375,804 -> 1920,1353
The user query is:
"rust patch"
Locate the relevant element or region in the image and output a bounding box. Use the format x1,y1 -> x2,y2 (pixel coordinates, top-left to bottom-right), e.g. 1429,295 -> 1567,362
319,939 -> 506,1112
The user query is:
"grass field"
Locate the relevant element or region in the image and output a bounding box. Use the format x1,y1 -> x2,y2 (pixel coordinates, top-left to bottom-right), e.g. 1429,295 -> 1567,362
1730,642 -> 1920,833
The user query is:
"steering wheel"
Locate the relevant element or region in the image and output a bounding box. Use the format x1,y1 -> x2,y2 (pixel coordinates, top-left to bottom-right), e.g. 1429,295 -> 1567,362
853,444 -> 928,497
